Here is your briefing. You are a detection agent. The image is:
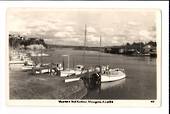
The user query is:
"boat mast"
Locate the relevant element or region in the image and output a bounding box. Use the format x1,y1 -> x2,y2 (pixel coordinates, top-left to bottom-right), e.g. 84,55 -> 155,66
40,36 -> 43,65
83,24 -> 87,67
72,56 -> 75,68
62,57 -> 65,70
68,55 -> 69,69
40,44 -> 42,65
99,35 -> 102,73
140,41 -> 142,55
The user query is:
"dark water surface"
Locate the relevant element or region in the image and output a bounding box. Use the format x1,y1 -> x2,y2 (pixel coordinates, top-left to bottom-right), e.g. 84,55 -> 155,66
35,48 -> 156,99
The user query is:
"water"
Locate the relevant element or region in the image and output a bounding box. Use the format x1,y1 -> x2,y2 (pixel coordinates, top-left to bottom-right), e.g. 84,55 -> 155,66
34,48 -> 156,99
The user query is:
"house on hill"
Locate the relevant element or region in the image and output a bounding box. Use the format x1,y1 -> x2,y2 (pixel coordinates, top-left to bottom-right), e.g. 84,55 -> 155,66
143,42 -> 157,57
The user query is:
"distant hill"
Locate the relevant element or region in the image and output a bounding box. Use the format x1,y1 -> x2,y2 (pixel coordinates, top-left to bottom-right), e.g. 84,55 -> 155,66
47,44 -> 105,52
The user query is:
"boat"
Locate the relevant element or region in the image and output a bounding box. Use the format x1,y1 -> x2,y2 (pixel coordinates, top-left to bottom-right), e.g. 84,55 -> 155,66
64,66 -> 95,83
100,67 -> 126,82
9,60 -> 25,64
97,35 -> 126,83
21,57 -> 36,71
63,25 -> 88,82
30,46 -> 57,74
150,51 -> 157,57
61,25 -> 88,78
33,63 -> 63,74
37,53 -> 49,57
60,65 -> 86,77
22,64 -> 35,71
62,65 -> 86,82
30,51 -> 49,57
33,68 -> 50,74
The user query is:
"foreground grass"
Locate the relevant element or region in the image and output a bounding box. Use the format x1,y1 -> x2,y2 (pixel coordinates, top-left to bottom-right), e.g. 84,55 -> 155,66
9,70 -> 87,99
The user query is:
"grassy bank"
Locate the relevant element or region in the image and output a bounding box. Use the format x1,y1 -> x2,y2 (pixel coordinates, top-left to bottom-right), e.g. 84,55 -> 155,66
10,70 -> 87,99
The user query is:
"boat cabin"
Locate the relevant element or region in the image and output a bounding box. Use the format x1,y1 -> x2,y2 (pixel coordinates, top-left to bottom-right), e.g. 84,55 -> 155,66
75,65 -> 84,71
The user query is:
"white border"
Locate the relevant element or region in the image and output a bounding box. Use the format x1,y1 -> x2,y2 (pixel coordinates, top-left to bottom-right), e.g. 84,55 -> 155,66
6,8 -> 161,107
0,1 -> 169,114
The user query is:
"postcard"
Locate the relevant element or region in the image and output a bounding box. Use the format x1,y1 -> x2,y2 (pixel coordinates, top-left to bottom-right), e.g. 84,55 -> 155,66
6,8 -> 161,107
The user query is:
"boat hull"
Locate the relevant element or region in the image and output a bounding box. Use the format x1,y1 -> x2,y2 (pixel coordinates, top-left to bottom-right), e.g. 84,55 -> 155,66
60,70 -> 87,77
101,71 -> 126,82
22,66 -> 34,71
65,77 -> 80,83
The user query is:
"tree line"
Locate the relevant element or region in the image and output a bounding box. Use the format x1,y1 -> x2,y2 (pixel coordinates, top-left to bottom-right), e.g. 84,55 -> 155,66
9,33 -> 47,49
104,41 -> 157,55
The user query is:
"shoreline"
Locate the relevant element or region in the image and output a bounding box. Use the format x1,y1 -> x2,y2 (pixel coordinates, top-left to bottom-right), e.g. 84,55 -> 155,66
9,48 -> 88,99
9,69 -> 87,99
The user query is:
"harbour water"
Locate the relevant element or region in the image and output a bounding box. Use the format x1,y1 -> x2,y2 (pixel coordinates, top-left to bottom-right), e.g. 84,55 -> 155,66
33,48 -> 156,99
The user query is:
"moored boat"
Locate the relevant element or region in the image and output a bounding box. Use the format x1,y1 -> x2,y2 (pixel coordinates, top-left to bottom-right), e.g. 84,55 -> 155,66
96,66 -> 126,83
60,65 -> 86,77
101,68 -> 126,82
32,63 -> 63,75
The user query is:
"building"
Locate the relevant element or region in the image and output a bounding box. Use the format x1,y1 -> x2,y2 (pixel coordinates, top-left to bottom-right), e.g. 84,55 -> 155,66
143,44 -> 156,54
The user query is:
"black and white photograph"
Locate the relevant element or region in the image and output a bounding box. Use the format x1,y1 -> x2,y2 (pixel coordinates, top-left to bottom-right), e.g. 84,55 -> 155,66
7,8 -> 161,106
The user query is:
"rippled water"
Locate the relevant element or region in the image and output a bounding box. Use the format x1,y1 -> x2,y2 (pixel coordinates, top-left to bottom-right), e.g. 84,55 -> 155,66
34,48 -> 156,99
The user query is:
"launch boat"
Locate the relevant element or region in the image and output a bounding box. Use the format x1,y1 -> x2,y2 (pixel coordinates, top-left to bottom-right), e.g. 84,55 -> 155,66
101,68 -> 126,82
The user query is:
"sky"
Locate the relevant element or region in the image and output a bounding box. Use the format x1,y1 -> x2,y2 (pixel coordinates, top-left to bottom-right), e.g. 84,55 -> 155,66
7,8 -> 157,46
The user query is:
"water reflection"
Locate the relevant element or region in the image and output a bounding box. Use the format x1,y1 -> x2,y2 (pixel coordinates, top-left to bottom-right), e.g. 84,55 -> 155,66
83,78 -> 126,99
101,78 -> 126,90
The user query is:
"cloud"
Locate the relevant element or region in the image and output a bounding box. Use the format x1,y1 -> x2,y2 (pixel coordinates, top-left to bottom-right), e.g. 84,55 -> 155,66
111,40 -> 119,44
65,26 -> 74,32
128,21 -> 139,26
54,32 -> 70,38
87,34 -> 99,42
139,30 -> 150,37
87,26 -> 97,33
44,37 -> 82,46
8,8 -> 157,46
139,29 -> 155,41
101,28 -> 114,35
